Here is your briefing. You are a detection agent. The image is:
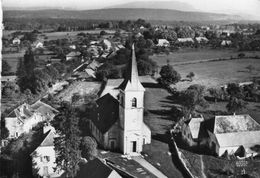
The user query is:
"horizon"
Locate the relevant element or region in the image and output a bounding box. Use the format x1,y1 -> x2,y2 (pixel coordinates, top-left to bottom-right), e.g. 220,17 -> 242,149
3,0 -> 260,20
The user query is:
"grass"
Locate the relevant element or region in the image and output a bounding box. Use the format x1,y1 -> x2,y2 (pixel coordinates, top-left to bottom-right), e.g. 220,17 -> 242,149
44,29 -> 116,41
2,51 -> 25,73
143,84 -> 185,178
151,48 -> 260,66
173,58 -> 260,90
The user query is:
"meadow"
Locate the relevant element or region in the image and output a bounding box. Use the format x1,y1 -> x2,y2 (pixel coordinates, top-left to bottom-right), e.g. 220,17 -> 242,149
151,48 -> 260,66
2,51 -> 25,73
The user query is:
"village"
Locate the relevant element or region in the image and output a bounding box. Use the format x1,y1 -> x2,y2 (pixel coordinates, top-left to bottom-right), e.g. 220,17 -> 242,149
1,5 -> 260,177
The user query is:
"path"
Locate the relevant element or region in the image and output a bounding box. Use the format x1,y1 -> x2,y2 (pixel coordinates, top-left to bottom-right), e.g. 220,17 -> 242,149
199,155 -> 207,178
132,156 -> 167,178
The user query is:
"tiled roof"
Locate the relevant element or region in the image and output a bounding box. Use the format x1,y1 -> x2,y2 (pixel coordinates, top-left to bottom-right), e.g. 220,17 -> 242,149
188,117 -> 204,139
76,158 -> 117,178
214,114 -> 260,134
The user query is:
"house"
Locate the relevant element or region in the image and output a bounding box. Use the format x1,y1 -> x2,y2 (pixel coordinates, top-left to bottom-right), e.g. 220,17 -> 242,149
102,39 -> 112,52
4,101 -> 57,139
157,39 -> 170,47
89,44 -> 151,154
75,158 -> 122,178
69,44 -> 76,50
195,37 -> 209,44
1,75 -> 17,84
221,40 -> 232,46
12,38 -> 21,45
177,38 -> 194,43
187,116 -> 204,141
208,114 -> 260,157
34,41 -> 44,48
31,124 -> 63,178
66,51 -> 81,61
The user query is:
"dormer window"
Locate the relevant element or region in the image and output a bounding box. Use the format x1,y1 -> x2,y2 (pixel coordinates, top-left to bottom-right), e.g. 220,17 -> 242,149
132,98 -> 137,107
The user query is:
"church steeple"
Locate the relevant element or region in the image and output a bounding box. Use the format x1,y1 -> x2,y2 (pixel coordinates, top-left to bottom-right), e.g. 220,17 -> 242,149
118,44 -> 145,91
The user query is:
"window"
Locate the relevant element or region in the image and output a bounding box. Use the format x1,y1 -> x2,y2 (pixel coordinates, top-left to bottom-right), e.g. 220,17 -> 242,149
44,156 -> 50,162
132,98 -> 137,107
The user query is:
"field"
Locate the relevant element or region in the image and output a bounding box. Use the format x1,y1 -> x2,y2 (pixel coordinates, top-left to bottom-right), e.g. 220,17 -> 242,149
151,48 -> 260,66
151,49 -> 260,90
2,51 -> 25,73
43,29 -> 117,41
174,58 -> 260,90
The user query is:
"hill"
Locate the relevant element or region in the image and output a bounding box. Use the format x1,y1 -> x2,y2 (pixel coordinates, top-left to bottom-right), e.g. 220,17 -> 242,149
106,1 -> 196,12
3,8 -> 242,22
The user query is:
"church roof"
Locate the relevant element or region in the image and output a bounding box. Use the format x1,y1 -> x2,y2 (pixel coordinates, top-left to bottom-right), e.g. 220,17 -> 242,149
92,93 -> 119,134
118,44 -> 145,91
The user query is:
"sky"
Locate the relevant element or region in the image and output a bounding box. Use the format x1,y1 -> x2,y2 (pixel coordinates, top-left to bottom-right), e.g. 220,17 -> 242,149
3,0 -> 260,19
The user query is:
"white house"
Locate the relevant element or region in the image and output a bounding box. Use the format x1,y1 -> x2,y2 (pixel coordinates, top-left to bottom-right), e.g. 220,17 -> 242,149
221,40 -> 232,46
69,44 -> 76,50
157,39 -> 170,47
12,38 -> 21,45
195,37 -> 209,44
177,38 -> 194,43
187,116 -> 204,141
210,114 -> 260,157
4,101 -> 58,139
66,51 -> 81,61
34,41 -> 44,48
102,39 -> 112,52
89,44 -> 151,154
30,124 -> 63,178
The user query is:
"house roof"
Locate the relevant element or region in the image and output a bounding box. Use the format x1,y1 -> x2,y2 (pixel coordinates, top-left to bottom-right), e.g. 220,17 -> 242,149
214,114 -> 260,134
30,101 -> 58,120
40,130 -> 55,147
188,117 -> 204,139
92,93 -> 119,134
118,44 -> 145,91
66,51 -> 81,57
76,158 -> 120,178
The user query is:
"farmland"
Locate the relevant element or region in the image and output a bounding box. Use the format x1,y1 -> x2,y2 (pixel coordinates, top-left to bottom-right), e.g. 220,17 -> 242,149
151,49 -> 260,90
151,48 -> 260,66
2,50 -> 25,73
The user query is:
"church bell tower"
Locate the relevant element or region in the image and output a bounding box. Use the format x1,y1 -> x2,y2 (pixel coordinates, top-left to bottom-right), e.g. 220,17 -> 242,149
118,44 -> 146,154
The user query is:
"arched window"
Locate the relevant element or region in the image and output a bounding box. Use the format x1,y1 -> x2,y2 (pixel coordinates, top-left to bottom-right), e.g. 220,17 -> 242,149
132,98 -> 137,107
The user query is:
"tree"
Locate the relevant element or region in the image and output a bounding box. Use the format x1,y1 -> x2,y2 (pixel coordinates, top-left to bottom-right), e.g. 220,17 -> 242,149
99,30 -> 107,36
80,136 -> 97,161
51,102 -> 81,177
159,64 -> 181,86
180,84 -> 208,117
226,83 -> 244,99
2,60 -> 11,75
186,72 -> 195,81
226,97 -> 246,114
1,116 -> 9,140
2,81 -> 20,97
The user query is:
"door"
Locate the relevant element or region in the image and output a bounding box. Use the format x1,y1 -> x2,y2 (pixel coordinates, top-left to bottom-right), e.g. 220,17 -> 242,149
110,140 -> 115,150
43,166 -> 49,176
132,141 -> 137,152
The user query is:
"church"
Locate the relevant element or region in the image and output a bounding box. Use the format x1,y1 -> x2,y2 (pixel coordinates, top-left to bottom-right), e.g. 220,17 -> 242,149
89,44 -> 151,154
